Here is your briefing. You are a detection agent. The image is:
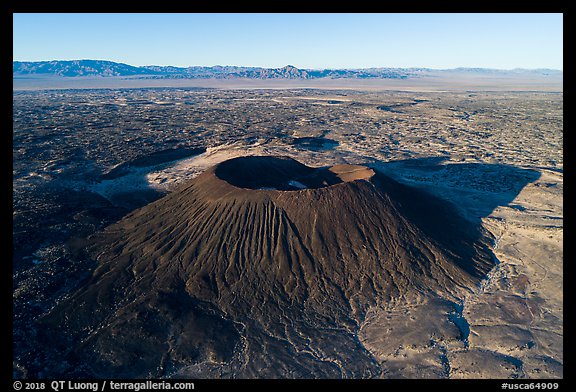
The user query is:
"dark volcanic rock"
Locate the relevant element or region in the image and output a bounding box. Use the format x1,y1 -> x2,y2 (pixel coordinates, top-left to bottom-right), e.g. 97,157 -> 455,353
41,156 -> 496,378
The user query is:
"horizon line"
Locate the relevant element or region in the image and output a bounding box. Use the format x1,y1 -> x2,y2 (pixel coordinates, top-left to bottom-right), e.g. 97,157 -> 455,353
12,59 -> 564,72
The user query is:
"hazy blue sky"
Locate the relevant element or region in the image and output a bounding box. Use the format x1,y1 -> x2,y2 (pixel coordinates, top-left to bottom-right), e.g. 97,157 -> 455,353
13,13 -> 563,70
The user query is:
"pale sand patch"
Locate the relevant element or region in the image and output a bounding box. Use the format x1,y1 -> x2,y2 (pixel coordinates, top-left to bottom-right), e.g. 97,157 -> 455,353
356,161 -> 562,378
145,142 -> 268,192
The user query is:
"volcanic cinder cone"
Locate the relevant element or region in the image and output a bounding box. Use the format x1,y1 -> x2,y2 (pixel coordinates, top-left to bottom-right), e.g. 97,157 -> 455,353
43,156 -> 496,378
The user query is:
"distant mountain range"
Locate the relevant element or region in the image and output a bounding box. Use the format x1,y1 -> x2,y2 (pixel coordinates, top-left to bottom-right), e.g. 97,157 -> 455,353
13,59 -> 563,79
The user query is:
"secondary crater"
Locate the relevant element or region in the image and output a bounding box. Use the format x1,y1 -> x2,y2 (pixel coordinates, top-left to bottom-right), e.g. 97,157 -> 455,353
291,136 -> 339,151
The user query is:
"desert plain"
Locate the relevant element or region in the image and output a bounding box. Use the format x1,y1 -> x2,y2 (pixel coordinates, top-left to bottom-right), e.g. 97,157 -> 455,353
13,79 -> 562,378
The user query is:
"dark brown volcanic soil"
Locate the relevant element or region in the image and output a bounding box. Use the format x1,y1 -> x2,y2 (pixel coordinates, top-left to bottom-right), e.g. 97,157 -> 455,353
41,156 -> 496,378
